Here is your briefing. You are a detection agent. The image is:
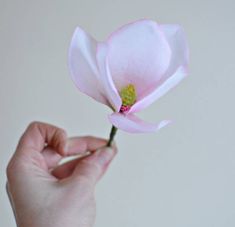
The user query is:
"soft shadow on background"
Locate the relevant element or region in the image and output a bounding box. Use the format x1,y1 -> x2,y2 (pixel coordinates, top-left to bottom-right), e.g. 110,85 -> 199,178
1,0 -> 235,226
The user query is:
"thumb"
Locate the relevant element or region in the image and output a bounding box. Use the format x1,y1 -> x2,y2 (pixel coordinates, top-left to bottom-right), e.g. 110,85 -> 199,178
71,146 -> 117,186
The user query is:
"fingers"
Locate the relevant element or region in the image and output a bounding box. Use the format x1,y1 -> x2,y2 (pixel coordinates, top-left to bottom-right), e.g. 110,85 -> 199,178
53,145 -> 117,183
43,136 -> 108,170
65,136 -> 107,156
7,122 -> 67,181
52,157 -> 82,179
69,145 -> 117,187
9,121 -> 116,188
17,121 -> 67,156
42,147 -> 62,169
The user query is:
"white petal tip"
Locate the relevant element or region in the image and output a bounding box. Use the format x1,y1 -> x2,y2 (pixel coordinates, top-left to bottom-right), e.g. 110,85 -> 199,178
157,120 -> 172,129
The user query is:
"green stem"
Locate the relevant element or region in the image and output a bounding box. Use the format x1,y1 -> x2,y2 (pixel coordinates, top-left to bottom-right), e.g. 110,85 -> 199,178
107,125 -> 118,147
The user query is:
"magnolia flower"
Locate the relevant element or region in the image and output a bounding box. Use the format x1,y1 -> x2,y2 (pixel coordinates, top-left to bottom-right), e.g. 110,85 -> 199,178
69,19 -> 189,134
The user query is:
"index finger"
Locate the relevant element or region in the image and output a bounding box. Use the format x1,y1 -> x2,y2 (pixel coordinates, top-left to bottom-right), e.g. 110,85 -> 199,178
42,136 -> 108,169
65,136 -> 108,156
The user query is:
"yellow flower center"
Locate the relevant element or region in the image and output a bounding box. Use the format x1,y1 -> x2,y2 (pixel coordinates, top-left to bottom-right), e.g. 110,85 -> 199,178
120,84 -> 137,107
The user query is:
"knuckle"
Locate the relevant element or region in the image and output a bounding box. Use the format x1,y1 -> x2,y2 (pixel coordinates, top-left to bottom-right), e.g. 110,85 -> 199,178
53,128 -> 67,148
6,156 -> 26,181
57,128 -> 66,137
27,121 -> 44,133
28,121 -> 41,129
28,121 -> 51,131
6,159 -> 16,180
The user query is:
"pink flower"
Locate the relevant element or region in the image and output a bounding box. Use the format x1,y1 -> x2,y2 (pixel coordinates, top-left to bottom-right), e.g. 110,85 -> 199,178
69,19 -> 189,133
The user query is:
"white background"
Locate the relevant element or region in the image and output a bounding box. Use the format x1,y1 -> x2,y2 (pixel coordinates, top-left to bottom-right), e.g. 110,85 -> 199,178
1,0 -> 235,226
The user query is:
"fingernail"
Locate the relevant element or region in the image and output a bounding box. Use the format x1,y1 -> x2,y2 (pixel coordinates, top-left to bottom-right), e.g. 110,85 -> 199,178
94,147 -> 115,166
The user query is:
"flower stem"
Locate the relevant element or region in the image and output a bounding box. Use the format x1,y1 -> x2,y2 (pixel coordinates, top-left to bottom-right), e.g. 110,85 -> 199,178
107,125 -> 118,147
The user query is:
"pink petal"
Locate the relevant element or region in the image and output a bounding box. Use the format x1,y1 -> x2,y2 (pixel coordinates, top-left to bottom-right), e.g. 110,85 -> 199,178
129,24 -> 189,113
106,19 -> 171,98
96,43 -> 122,111
108,112 -> 171,133
160,24 -> 189,79
129,66 -> 187,113
68,27 -> 108,106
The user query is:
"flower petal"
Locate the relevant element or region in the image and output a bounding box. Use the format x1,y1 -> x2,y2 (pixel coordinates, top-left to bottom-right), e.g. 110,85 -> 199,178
129,66 -> 187,113
108,112 -> 171,133
68,27 -> 108,106
129,24 -> 189,113
160,24 -> 189,79
106,19 -> 171,98
96,43 -> 122,111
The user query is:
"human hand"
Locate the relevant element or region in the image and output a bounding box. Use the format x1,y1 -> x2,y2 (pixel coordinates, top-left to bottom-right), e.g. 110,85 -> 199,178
6,122 -> 117,227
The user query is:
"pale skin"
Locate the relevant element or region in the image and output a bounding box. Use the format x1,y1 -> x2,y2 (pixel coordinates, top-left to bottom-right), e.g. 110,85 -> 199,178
6,122 -> 117,227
